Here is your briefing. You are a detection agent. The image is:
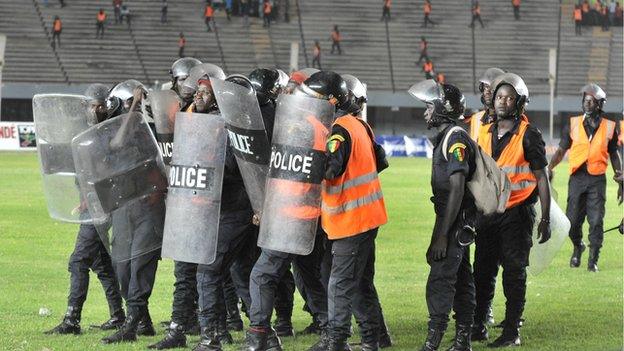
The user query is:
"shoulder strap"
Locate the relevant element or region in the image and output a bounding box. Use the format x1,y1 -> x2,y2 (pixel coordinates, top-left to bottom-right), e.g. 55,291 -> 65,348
442,126 -> 466,161
356,118 -> 376,143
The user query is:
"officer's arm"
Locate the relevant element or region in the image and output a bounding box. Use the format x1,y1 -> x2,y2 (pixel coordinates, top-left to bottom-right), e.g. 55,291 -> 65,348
437,172 -> 465,239
608,127 -> 622,176
324,125 -> 350,180
533,168 -> 551,221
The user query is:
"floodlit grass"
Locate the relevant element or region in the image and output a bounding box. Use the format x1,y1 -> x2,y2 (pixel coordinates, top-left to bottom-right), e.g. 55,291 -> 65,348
0,152 -> 621,351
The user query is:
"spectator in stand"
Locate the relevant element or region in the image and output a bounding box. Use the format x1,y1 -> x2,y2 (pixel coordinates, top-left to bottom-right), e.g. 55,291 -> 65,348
601,2 -> 610,30
312,41 -> 322,69
284,0 -> 290,22
178,32 -> 186,58
512,0 -> 521,20
574,5 -> 583,35
96,8 -> 106,39
593,0 -> 603,25
471,1 -> 485,28
113,0 -> 122,24
161,0 -> 168,24
416,36 -> 429,65
263,0 -> 272,27
423,0 -> 436,28
381,0 -> 391,22
204,2 -> 214,32
608,1 -> 617,25
436,72 -> 445,84
241,0 -> 250,26
617,2 -> 623,25
330,25 -> 342,55
52,16 -> 62,49
59,0 -> 65,7
422,58 -> 434,79
225,0 -> 232,21
120,4 -> 131,27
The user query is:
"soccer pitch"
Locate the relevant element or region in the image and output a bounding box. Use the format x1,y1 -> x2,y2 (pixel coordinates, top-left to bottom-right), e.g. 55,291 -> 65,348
0,152 -> 621,351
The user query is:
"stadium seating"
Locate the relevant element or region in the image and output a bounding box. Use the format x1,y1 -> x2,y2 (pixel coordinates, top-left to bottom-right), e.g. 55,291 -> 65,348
1,0 -> 621,97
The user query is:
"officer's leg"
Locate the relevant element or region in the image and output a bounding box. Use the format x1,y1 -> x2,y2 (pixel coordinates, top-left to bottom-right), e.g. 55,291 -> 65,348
127,250 -> 159,324
223,271 -> 244,331
274,268 -> 295,336
566,173 -> 589,267
170,261 -> 199,330
91,242 -> 125,328
449,245 -> 476,350
586,174 -> 607,271
293,236 -> 329,331
491,205 -> 534,347
472,215 -> 501,335
229,231 -> 259,318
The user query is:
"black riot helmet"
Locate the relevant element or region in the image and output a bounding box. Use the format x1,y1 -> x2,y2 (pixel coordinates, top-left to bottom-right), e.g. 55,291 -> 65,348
581,83 -> 606,111
298,71 -> 349,110
248,68 -> 280,105
408,79 -> 466,128
226,74 -> 256,94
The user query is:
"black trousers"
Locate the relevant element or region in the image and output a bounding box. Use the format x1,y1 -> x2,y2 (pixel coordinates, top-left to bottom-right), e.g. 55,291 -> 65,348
425,227 -> 475,330
331,41 -> 342,54
326,228 -> 381,343
471,14 -> 485,28
197,209 -> 254,329
115,250 -> 159,315
566,168 -> 607,250
249,230 -> 329,330
513,5 -> 520,20
170,261 -> 198,327
52,31 -> 61,47
293,228 -> 327,322
68,224 -> 123,317
96,22 -> 104,38
575,20 -> 582,35
473,203 -> 535,328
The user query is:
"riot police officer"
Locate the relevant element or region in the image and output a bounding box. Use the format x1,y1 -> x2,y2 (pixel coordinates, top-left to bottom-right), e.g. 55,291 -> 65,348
44,84 -> 125,336
408,80 -> 476,351
169,57 -> 202,109
465,67 -> 505,141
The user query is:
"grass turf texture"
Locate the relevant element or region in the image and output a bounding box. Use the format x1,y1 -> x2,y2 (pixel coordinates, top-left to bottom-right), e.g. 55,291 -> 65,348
0,152 -> 622,351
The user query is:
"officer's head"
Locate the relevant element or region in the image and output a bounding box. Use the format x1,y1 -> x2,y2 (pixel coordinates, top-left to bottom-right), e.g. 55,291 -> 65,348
193,79 -> 215,113
181,63 -> 226,102
297,71 -> 350,110
249,68 -> 281,105
170,57 -> 202,94
581,83 -> 606,114
408,80 -> 465,129
341,74 -> 367,116
478,67 -> 505,109
491,73 -> 529,120
84,83 -> 110,126
108,79 -> 146,115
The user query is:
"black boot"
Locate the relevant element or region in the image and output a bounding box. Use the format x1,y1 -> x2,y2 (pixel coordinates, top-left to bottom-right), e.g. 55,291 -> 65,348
186,311 -> 201,335
244,327 -> 283,351
148,322 -> 187,349
487,324 -> 520,348
470,323 -> 488,342
308,331 -> 351,351
300,319 -> 322,335
420,328 -> 445,351
101,309 -> 142,344
226,305 -> 244,331
44,306 -> 81,335
99,310 -> 125,330
273,317 -> 294,337
378,316 -> 393,348
588,246 -> 599,272
570,242 -> 586,268
193,326 -> 222,351
446,324 -> 472,351
361,341 -> 379,351
217,317 -> 234,344
137,310 -> 156,336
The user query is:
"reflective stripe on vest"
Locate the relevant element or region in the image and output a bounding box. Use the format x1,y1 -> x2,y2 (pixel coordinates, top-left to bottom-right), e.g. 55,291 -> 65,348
569,115 -> 616,175
478,116 -> 537,208
321,115 -> 388,239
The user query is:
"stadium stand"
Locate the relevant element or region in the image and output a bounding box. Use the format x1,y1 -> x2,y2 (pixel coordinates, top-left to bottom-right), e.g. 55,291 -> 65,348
0,0 -> 622,97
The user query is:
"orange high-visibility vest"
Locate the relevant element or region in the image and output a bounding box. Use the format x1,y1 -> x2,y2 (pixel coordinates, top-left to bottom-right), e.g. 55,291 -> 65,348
321,115 -> 387,239
205,6 -> 214,17
574,8 -> 582,20
479,116 -> 537,209
473,5 -> 481,15
384,0 -> 391,8
436,73 -> 445,84
53,19 -> 62,32
469,110 -> 486,141
512,0 -> 521,7
568,115 -> 616,175
331,31 -> 341,42
424,3 -> 432,14
264,2 -> 272,14
423,62 -> 433,72
179,37 -> 186,47
97,12 -> 106,22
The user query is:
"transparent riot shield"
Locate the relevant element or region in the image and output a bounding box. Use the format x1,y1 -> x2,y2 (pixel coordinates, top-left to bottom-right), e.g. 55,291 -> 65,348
257,94 -> 334,255
148,90 -> 180,166
528,198 -> 571,275
211,78 -> 271,215
33,94 -> 93,223
161,112 -> 227,265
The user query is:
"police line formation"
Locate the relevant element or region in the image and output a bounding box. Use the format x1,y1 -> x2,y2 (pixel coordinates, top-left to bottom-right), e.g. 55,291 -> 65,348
35,59 -> 623,351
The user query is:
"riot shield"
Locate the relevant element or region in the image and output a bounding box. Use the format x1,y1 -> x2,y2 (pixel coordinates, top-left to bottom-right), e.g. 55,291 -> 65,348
211,78 -> 270,215
161,112 -> 227,265
148,90 -> 181,166
71,112 -> 168,225
528,198 -> 570,275
33,94 -> 93,223
257,94 -> 334,255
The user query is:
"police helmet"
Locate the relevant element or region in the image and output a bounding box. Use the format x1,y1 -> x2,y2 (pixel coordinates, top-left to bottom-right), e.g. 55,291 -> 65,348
170,57 -> 202,79
408,79 -> 466,122
581,83 -> 606,109
341,74 -> 367,115
276,69 -> 290,90
108,79 -> 146,114
249,68 -> 281,105
490,73 -> 529,112
226,74 -> 256,95
299,71 -> 349,110
84,83 -> 110,104
478,67 -> 505,91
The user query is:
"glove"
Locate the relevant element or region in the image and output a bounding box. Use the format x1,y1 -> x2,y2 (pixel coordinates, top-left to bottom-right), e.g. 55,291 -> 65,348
252,213 -> 260,226
426,234 -> 448,263
537,218 -> 551,244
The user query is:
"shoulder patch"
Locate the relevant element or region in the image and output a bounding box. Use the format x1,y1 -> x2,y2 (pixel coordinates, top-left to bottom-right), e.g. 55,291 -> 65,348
329,134 -> 345,142
448,142 -> 467,162
327,134 -> 344,153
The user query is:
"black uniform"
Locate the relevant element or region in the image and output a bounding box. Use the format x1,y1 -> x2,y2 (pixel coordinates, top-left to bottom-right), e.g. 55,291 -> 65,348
67,223 -> 124,319
473,118 -> 547,329
426,125 -> 477,330
321,122 -> 386,345
558,114 -> 619,251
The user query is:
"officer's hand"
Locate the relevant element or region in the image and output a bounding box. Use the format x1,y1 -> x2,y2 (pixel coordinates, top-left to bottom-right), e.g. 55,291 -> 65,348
133,86 -> 146,104
619,219 -> 623,235
252,213 -> 260,226
537,218 -> 551,244
426,235 -> 447,263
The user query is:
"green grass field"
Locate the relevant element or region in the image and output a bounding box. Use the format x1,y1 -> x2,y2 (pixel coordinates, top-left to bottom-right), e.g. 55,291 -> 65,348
0,152 -> 622,351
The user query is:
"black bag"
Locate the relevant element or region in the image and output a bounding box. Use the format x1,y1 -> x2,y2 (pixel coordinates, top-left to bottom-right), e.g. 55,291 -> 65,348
357,119 -> 389,173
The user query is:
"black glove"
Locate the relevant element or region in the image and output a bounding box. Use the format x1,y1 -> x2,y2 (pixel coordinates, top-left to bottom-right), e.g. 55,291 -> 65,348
537,218 -> 551,244
426,234 -> 448,263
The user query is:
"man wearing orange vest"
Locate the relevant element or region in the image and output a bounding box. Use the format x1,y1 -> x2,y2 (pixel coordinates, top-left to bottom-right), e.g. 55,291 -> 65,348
408,79 -> 477,351
470,1 -> 485,28
52,16 -> 62,48
574,5 -> 583,35
472,73 -> 551,348
330,25 -> 342,55
205,3 -> 214,32
423,0 -> 436,27
96,8 -> 106,39
548,83 -> 621,272
512,0 -> 521,20
423,59 -> 435,80
464,67 -> 504,142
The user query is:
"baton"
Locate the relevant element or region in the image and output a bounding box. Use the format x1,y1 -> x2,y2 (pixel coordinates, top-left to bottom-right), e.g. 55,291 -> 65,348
603,225 -> 622,234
